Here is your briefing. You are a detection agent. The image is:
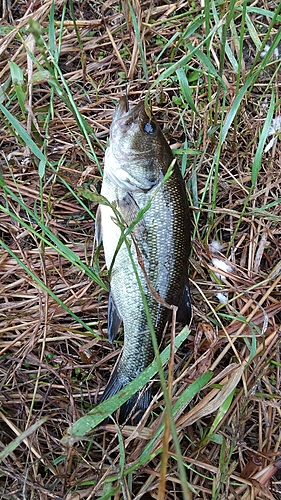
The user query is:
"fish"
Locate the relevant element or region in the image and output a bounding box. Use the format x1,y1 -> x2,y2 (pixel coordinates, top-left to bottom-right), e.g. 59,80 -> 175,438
95,96 -> 191,424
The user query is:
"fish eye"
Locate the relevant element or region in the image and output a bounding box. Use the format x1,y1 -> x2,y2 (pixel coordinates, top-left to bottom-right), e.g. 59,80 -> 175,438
143,122 -> 155,134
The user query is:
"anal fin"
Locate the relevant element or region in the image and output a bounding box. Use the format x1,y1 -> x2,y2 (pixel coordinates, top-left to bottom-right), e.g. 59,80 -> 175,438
108,291 -> 122,343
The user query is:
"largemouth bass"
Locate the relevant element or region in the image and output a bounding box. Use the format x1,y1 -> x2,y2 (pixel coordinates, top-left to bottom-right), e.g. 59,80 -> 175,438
96,96 -> 191,423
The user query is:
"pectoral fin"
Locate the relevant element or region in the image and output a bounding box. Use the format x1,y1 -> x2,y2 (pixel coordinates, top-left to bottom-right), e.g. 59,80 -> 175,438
108,291 -> 122,343
117,193 -> 147,241
176,283 -> 192,324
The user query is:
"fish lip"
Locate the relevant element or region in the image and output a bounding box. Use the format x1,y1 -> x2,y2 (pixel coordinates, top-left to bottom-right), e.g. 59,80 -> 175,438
113,96 -> 128,120
113,96 -> 146,123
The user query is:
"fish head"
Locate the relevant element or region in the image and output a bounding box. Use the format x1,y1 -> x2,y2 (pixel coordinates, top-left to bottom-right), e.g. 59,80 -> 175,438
105,96 -> 173,192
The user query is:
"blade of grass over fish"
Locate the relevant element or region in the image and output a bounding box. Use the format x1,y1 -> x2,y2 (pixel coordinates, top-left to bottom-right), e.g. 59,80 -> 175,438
0,415 -> 48,462
64,328 -> 190,438
128,0 -> 149,82
121,221 -> 193,500
78,185 -> 157,279
252,89 -> 275,187
76,189 -> 112,206
0,237 -> 102,337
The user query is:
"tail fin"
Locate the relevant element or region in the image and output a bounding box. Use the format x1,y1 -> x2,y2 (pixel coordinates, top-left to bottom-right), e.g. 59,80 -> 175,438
99,368 -> 151,424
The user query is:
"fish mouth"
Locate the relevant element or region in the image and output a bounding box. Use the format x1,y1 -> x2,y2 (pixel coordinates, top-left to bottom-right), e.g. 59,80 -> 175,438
114,95 -> 128,119
113,96 -> 146,123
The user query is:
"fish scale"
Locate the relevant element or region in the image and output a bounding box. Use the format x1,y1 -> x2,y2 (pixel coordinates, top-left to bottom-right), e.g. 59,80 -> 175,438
96,96 -> 191,423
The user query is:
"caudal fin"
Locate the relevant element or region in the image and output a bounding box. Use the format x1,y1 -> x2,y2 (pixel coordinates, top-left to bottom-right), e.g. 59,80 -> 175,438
99,368 -> 151,424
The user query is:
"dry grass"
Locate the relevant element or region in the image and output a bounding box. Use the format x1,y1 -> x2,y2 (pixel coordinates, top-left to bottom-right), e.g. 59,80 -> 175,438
0,0 -> 281,498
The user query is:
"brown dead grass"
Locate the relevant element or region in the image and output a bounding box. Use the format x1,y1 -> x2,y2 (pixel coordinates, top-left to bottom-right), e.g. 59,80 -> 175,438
0,0 -> 281,499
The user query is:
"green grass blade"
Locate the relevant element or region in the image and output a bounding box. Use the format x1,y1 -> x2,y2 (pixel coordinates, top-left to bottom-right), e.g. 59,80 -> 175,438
149,18 -> 227,93
0,415 -> 48,462
96,370 -> 213,481
245,12 -> 262,52
128,0 -> 149,82
0,102 -> 46,163
63,328 -> 190,438
8,61 -> 26,116
176,67 -> 198,113
48,0 -> 59,61
251,89 -> 275,186
0,185 -> 106,289
244,6 -> 281,22
221,75 -> 255,143
0,237 -> 102,337
211,1 -> 238,73
201,389 -> 236,445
